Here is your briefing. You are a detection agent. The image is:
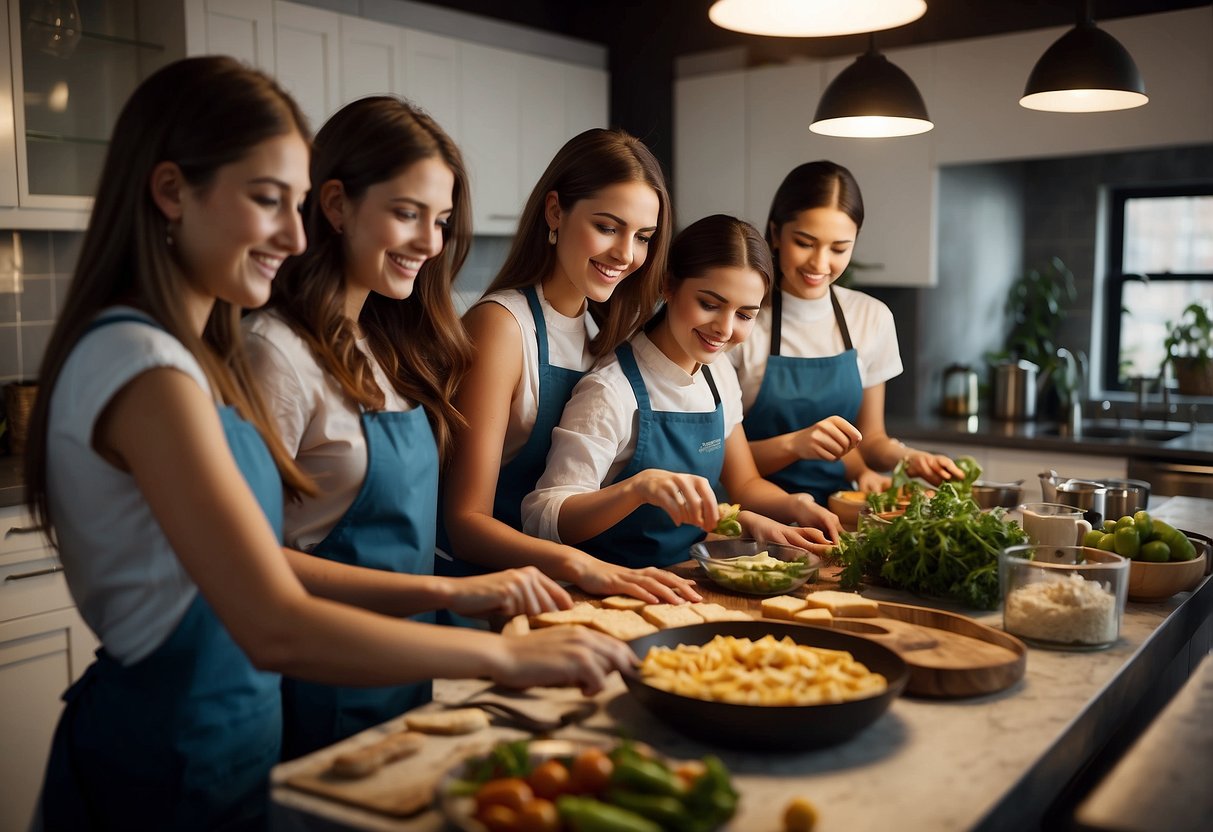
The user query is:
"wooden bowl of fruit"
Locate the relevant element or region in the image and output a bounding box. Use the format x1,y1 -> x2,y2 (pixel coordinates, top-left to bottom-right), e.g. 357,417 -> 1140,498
1123,523 -> 1209,602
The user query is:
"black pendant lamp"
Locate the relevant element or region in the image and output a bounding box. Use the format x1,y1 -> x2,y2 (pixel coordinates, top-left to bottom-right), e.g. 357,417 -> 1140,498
708,0 -> 926,38
810,35 -> 933,137
1020,0 -> 1147,112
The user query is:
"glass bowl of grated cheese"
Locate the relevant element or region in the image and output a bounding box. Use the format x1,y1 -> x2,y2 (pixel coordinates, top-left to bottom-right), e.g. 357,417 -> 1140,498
999,545 -> 1129,650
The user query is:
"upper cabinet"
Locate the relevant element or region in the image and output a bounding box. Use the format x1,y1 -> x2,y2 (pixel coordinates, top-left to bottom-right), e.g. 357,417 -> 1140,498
272,1 -> 339,134
0,0 -> 607,232
674,6 -> 1213,287
184,0 -> 273,71
2,0 -> 180,219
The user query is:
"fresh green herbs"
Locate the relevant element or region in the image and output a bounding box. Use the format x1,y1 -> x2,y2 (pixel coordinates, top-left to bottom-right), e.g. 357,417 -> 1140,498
864,454 -> 981,513
835,480 -> 1025,610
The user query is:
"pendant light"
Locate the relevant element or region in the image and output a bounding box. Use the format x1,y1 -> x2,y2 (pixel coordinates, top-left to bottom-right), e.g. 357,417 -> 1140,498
810,35 -> 933,137
709,0 -> 926,38
1020,0 -> 1147,112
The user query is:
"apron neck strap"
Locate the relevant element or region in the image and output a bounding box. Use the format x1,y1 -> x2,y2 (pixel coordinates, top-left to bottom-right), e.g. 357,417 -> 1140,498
770,285 -> 854,354
521,286 -> 550,366
702,365 -> 721,407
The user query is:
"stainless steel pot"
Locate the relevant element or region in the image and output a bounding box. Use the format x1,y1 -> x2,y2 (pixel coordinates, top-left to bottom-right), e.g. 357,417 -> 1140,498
972,480 -> 1025,509
992,360 -> 1038,421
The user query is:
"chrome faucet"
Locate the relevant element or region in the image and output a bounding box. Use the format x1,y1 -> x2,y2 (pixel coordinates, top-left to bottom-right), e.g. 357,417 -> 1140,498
1055,348 -> 1085,432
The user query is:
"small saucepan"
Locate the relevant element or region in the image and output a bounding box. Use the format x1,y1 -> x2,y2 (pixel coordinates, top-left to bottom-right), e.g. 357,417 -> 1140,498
971,480 -> 1025,509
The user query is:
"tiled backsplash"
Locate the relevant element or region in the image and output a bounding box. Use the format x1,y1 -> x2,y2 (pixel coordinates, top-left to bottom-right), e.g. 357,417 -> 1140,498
0,230 -> 511,384
0,230 -> 81,383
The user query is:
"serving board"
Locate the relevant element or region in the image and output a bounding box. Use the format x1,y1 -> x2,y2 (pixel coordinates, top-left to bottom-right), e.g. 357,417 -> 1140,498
573,563 -> 1026,699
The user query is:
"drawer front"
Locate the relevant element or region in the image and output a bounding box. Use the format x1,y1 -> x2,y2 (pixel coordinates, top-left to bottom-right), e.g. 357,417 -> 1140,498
1,555 -> 71,623
0,505 -> 52,564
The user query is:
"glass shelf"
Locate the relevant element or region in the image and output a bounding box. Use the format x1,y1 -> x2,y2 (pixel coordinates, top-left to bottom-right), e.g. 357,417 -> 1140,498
25,130 -> 109,147
77,29 -> 165,52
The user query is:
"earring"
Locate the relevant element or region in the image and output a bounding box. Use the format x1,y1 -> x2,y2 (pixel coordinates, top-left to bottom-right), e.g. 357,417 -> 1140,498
548,228 -> 557,245
166,222 -> 175,248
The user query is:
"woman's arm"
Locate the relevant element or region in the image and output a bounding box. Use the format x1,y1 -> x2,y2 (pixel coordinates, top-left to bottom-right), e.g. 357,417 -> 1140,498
719,427 -> 841,543
855,383 -> 964,484
747,415 -> 863,476
95,368 -> 632,692
283,552 -> 571,618
446,305 -> 698,603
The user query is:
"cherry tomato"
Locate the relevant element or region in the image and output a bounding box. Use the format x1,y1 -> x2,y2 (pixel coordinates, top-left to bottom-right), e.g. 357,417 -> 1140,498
516,798 -> 560,832
527,759 -> 572,801
477,804 -> 521,832
475,778 -> 534,813
570,748 -> 613,794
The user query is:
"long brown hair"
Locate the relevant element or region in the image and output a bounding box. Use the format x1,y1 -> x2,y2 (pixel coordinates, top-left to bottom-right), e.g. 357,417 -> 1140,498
266,97 -> 472,462
764,160 -> 865,246
485,128 -> 671,358
25,55 -> 315,538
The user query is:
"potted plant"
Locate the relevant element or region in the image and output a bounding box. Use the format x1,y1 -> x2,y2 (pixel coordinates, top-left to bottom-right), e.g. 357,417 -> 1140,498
1161,301 -> 1213,396
985,257 -> 1079,418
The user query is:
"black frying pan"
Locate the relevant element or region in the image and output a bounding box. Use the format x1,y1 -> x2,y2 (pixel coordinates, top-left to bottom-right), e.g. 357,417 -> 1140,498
624,621 -> 908,751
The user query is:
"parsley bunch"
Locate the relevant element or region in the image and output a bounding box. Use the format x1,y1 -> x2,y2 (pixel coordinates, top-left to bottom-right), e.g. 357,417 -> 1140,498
835,480 -> 1026,610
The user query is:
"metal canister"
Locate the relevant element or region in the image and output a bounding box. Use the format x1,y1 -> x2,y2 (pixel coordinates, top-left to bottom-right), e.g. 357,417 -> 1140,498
991,360 -> 1038,421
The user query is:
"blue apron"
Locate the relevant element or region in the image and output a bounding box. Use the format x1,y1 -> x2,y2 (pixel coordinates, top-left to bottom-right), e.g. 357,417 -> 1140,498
580,343 -> 725,569
744,286 -> 864,504
437,285 -> 585,576
41,315 -> 285,832
280,405 -> 438,759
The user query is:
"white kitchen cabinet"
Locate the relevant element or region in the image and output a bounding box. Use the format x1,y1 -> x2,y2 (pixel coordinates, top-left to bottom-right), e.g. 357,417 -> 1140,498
184,0 -> 274,72
674,70 -> 747,228
400,28 -> 462,141
273,1 -> 340,134
339,14 -> 401,103
0,3 -> 18,208
564,63 -> 609,139
0,505 -> 97,832
459,41 -> 522,235
519,53 -> 569,204
743,62 -> 823,230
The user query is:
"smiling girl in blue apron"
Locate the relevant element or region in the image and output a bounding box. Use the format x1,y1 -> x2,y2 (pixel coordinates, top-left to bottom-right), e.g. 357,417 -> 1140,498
25,59 -> 636,832
439,130 -> 701,604
246,97 -> 578,758
731,162 -> 965,508
523,215 -> 835,567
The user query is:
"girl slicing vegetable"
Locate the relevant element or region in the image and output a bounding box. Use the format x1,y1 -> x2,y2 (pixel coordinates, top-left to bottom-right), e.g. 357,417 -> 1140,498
25,57 -> 633,831
523,214 -> 833,567
245,97 -> 576,759
731,161 -> 963,505
441,128 -> 700,603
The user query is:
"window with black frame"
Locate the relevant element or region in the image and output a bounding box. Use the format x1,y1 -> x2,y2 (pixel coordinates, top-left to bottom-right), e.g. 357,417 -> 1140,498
1102,184 -> 1213,391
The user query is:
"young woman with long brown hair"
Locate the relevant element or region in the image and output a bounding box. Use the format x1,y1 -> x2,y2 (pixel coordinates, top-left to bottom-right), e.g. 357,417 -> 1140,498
440,129 -> 700,602
245,97 -> 575,759
25,59 -> 632,831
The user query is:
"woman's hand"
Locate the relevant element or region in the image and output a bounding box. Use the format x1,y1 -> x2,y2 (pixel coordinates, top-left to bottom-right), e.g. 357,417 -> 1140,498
904,452 -> 966,485
571,558 -> 702,604
738,511 -> 834,557
856,468 -> 892,494
444,567 -> 573,618
493,626 -> 638,696
791,416 -> 863,462
788,494 -> 842,543
630,469 -> 720,531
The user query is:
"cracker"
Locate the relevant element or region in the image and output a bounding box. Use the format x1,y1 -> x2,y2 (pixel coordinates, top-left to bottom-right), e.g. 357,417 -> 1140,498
584,609 -> 659,641
690,603 -> 754,622
803,590 -> 879,618
600,595 -> 647,611
640,604 -> 705,629
404,708 -> 490,735
532,601 -> 599,628
760,595 -> 809,620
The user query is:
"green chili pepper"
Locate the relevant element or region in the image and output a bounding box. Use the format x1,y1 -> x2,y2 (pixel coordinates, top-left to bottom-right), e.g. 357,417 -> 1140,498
606,790 -> 694,831
556,796 -> 663,832
610,756 -> 685,797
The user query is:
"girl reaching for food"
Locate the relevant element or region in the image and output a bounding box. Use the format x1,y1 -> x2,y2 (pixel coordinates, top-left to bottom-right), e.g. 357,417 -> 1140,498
522,214 -> 834,568
440,128 -> 700,603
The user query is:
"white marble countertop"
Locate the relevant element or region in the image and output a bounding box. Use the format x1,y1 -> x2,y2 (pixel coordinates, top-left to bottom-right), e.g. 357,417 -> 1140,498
269,497 -> 1213,832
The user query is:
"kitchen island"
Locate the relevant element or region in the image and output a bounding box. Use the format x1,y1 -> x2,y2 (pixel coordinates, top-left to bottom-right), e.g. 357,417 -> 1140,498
270,497 -> 1213,832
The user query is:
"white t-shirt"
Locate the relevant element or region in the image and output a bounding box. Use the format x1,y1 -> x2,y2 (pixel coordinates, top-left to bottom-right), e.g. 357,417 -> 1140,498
730,285 -> 903,411
47,306 -> 212,665
477,285 -> 596,463
522,331 -> 745,543
244,311 -> 414,552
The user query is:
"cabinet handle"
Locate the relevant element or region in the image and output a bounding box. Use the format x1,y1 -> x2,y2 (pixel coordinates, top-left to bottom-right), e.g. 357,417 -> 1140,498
488,213 -> 519,221
4,565 -> 64,583
4,525 -> 44,539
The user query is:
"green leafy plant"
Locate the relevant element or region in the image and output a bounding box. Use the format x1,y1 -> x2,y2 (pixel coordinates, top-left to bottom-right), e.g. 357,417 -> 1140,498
1161,301 -> 1212,366
985,257 -> 1077,392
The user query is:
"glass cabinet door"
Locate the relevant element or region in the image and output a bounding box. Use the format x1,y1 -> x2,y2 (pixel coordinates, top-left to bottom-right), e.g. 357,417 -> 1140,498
10,0 -> 179,208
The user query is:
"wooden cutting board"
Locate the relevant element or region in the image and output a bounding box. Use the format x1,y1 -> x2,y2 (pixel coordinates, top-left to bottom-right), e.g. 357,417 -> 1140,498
573,562 -> 1027,699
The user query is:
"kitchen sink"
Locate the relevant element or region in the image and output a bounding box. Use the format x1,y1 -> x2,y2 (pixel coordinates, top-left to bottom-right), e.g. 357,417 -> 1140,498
1040,421 -> 1191,442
